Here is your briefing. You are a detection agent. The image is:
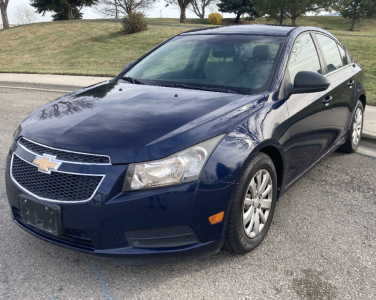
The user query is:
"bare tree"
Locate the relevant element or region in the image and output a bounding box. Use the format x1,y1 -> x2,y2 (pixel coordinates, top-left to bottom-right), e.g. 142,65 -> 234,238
0,0 -> 9,29
13,4 -> 38,25
165,0 -> 193,23
189,0 -> 217,18
94,0 -> 118,17
94,0 -> 155,18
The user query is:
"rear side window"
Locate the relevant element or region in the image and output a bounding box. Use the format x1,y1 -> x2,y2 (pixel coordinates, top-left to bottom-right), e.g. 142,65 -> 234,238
288,34 -> 322,82
315,34 -> 343,73
337,45 -> 349,66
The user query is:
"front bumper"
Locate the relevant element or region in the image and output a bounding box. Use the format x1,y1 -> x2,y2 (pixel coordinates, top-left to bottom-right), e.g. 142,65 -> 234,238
5,150 -> 235,264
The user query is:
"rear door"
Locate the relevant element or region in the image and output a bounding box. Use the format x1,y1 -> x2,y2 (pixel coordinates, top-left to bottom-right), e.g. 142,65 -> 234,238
314,33 -> 355,142
283,33 -> 335,186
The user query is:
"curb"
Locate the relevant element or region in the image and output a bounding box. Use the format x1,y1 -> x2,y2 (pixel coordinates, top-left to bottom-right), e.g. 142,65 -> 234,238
357,138 -> 376,158
0,81 -> 80,92
362,131 -> 376,140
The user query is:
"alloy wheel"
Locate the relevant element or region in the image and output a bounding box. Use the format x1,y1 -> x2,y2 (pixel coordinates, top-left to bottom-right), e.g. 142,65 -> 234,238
352,108 -> 362,147
243,169 -> 273,239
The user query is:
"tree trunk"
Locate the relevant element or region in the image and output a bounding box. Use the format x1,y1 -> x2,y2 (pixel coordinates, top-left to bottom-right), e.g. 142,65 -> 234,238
291,13 -> 296,26
180,6 -> 187,23
289,9 -> 296,26
279,10 -> 284,25
349,18 -> 355,31
235,12 -> 241,23
201,7 -> 205,19
0,4 -> 9,29
64,7 -> 72,20
115,0 -> 118,18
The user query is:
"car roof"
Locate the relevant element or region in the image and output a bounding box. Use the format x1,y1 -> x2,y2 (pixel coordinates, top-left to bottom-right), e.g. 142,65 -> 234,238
181,24 -> 297,37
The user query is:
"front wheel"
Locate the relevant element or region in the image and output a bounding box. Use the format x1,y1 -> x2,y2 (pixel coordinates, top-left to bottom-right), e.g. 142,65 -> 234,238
224,152 -> 277,254
338,100 -> 364,153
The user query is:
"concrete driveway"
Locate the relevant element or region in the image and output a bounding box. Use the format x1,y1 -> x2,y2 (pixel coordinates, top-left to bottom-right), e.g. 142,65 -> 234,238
0,87 -> 375,300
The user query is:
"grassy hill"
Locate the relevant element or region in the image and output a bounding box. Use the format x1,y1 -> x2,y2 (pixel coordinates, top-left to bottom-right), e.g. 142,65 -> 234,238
0,17 -> 375,104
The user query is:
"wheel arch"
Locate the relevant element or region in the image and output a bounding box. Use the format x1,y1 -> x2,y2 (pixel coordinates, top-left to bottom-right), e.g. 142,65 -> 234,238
359,94 -> 366,109
259,145 -> 284,196
234,140 -> 285,197
201,136 -> 286,197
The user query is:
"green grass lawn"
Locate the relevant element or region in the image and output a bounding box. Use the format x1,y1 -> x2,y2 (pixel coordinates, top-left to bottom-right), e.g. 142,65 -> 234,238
0,20 -> 188,76
0,17 -> 375,104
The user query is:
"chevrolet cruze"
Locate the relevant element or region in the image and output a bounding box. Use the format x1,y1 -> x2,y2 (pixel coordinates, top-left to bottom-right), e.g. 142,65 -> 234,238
5,25 -> 366,264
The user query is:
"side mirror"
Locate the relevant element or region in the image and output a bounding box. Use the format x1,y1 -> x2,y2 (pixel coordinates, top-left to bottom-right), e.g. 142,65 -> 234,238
291,71 -> 330,95
122,61 -> 134,71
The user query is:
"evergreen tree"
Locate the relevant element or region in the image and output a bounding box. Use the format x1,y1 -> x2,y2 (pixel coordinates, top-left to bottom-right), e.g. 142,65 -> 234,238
333,0 -> 376,31
30,0 -> 98,20
52,7 -> 83,20
254,0 -> 334,26
218,0 -> 259,23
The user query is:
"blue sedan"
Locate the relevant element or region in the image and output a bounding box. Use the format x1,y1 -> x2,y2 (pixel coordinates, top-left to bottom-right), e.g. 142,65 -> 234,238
5,25 -> 366,264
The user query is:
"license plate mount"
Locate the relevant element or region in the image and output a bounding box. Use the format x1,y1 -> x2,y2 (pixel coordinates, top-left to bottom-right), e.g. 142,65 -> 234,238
19,198 -> 62,236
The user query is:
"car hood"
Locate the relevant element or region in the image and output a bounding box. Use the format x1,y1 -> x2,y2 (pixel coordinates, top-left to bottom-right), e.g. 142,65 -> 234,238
20,81 -> 265,164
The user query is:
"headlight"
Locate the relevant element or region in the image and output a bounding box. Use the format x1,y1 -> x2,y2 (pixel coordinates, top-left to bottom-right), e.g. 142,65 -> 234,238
11,125 -> 22,150
123,134 -> 225,191
13,125 -> 22,140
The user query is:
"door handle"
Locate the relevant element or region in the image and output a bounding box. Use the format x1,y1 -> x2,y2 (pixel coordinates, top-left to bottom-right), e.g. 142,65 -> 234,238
347,80 -> 355,87
322,96 -> 333,106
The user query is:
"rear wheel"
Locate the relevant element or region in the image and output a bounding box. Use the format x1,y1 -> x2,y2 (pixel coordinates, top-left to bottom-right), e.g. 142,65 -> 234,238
224,152 -> 277,254
338,100 -> 364,153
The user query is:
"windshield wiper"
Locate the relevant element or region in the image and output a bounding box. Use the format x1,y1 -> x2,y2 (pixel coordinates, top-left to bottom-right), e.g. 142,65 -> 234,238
121,77 -> 144,85
158,83 -> 238,94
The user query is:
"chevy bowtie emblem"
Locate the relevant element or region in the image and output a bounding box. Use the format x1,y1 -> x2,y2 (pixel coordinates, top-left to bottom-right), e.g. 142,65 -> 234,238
33,154 -> 62,174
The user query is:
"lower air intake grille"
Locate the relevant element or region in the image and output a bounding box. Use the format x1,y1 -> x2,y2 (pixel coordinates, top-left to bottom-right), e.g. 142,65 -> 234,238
11,155 -> 103,202
125,225 -> 199,248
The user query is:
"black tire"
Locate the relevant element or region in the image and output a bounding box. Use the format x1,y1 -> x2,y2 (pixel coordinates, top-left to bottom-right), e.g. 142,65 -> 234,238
338,100 -> 364,153
224,152 -> 277,254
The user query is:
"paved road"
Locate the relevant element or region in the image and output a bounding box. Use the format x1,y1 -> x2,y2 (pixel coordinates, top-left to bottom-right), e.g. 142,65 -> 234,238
1,87 -> 376,300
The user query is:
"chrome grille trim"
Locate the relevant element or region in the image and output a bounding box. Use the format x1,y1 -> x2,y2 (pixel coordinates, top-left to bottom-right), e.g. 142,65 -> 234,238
10,153 -> 105,204
17,137 -> 111,165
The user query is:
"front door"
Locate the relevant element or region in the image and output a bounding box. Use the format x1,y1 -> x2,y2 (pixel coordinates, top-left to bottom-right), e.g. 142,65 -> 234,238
282,33 -> 336,186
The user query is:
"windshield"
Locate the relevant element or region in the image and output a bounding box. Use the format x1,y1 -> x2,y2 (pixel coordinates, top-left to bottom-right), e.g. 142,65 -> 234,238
122,34 -> 285,95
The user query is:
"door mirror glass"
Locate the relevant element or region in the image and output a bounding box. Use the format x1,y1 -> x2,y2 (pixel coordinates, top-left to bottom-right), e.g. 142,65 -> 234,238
291,71 -> 330,94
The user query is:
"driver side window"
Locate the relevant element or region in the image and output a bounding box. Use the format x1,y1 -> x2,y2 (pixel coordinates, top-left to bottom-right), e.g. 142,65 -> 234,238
288,34 -> 322,82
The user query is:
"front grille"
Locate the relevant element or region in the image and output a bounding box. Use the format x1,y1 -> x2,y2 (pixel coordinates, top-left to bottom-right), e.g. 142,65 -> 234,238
18,137 -> 110,164
12,155 -> 103,201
